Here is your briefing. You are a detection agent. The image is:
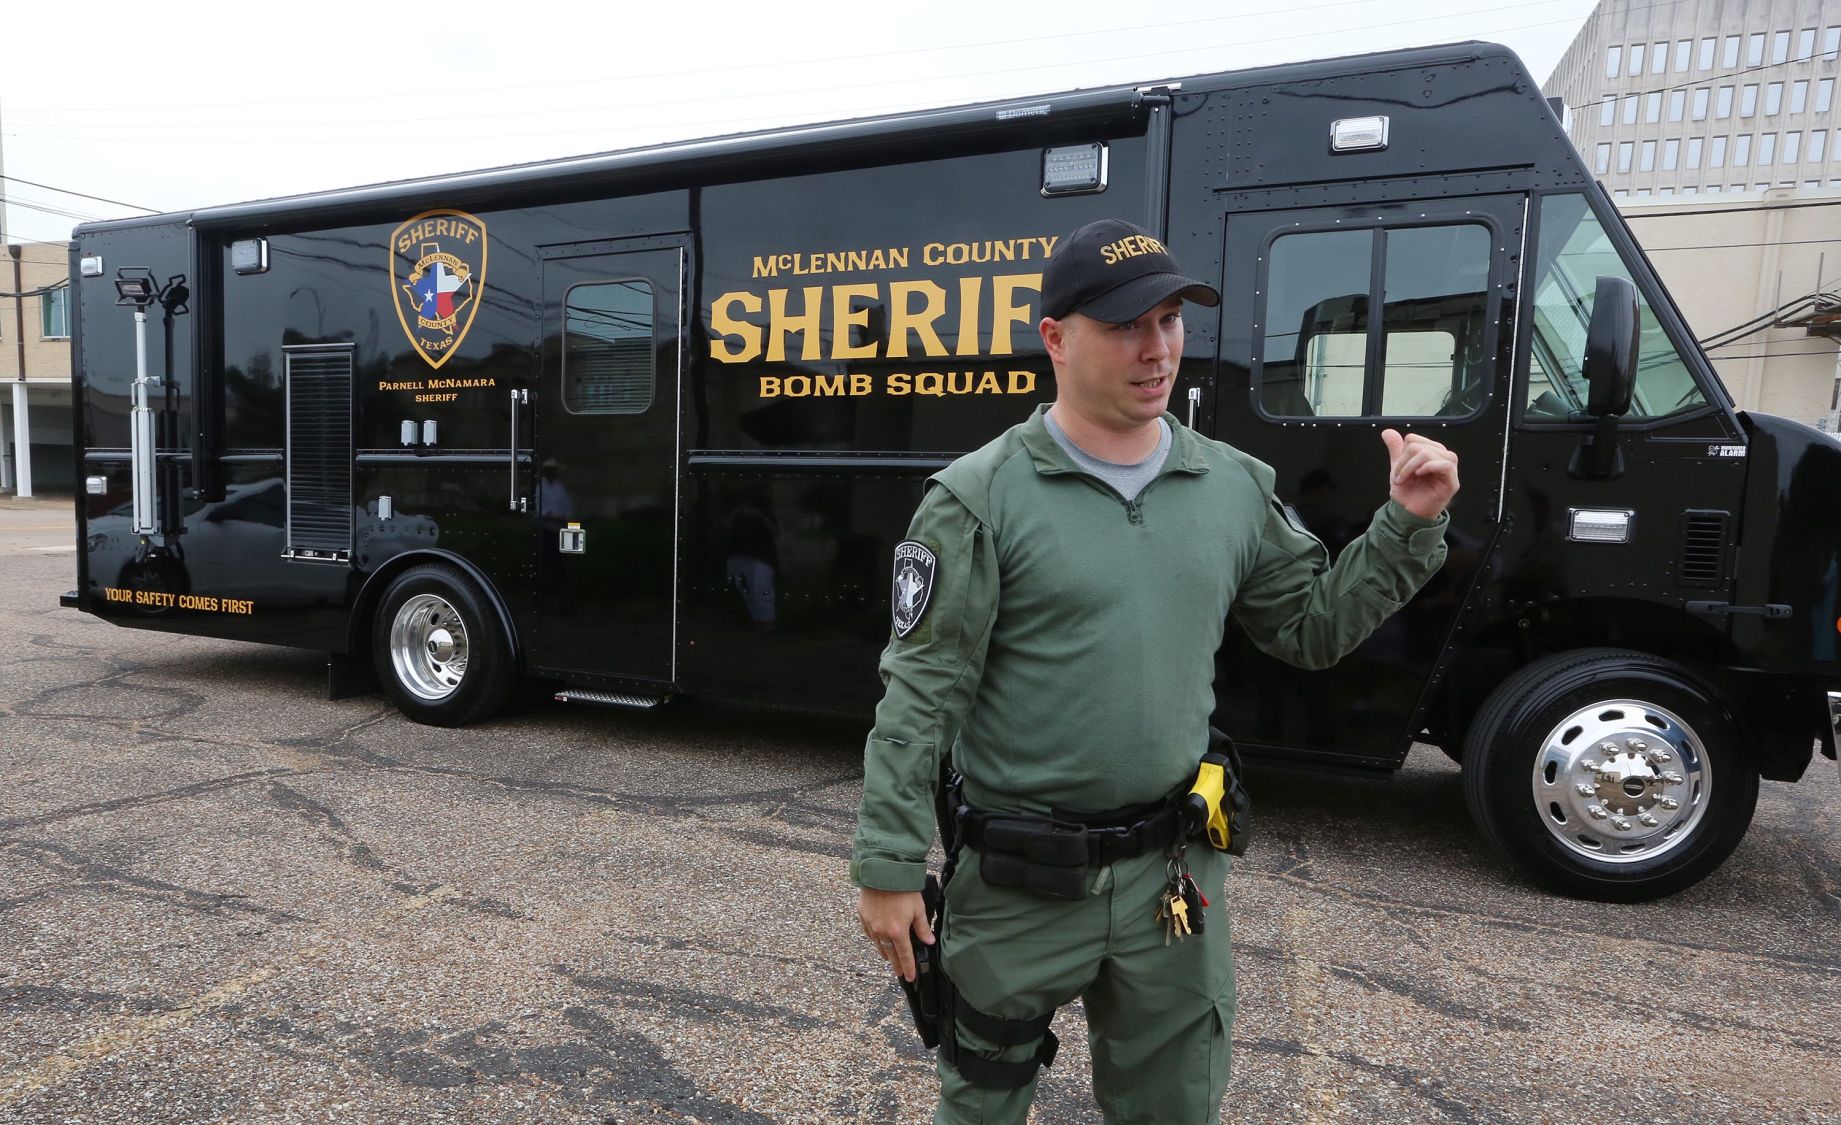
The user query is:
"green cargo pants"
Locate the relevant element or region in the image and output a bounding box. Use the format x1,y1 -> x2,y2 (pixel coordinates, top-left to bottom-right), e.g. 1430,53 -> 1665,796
934,843 -> 1236,1125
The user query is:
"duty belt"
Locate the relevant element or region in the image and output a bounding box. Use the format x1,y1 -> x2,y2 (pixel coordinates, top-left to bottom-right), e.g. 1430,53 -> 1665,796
952,785 -> 1188,900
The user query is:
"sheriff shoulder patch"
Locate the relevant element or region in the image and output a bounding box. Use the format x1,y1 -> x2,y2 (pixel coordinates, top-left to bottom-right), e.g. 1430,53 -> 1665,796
891,540 -> 938,640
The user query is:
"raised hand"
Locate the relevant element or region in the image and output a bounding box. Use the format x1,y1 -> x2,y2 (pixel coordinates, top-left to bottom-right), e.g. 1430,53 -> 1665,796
1380,429 -> 1459,521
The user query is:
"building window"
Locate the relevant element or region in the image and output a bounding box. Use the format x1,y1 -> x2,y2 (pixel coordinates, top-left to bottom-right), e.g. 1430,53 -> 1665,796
1630,43 -> 1646,75
1600,95 -> 1617,125
1790,80 -> 1808,114
1783,132 -> 1801,163
1758,133 -> 1777,165
1741,84 -> 1759,116
1614,189 -> 1630,198
1826,27 -> 1840,59
1660,187 -> 1676,195
1692,87 -> 1710,119
1645,92 -> 1662,122
1623,95 -> 1640,124
40,287 -> 69,339
1699,37 -> 1716,69
1707,185 -> 1722,193
1722,35 -> 1741,68
1637,188 -> 1652,197
1710,136 -> 1728,166
1640,139 -> 1657,170
1797,28 -> 1816,60
1734,134 -> 1753,165
1747,33 -> 1765,67
1686,137 -> 1704,168
1674,39 -> 1692,71
1607,45 -> 1623,77
1683,185 -> 1699,194
1816,77 -> 1833,113
1596,142 -> 1612,173
1772,30 -> 1790,64
1662,138 -> 1680,170
1717,85 -> 1734,117
1652,42 -> 1667,73
1668,90 -> 1686,121
1809,129 -> 1826,163
1617,141 -> 1634,172
1765,81 -> 1783,115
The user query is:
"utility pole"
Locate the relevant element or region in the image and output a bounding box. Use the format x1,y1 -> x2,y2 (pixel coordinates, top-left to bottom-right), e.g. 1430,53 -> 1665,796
0,94 -> 32,498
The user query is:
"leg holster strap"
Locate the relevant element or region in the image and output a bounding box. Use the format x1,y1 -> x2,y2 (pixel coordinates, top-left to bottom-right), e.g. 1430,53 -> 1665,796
937,972 -> 1059,1090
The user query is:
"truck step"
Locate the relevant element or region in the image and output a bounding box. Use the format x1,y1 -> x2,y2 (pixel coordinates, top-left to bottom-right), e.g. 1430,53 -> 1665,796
553,688 -> 666,710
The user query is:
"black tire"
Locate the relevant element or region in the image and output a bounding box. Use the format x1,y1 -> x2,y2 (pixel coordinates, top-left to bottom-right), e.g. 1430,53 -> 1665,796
371,564 -> 514,727
1461,648 -> 1758,902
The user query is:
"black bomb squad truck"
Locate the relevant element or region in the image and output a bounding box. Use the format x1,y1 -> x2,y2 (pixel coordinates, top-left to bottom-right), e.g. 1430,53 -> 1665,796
63,42 -> 1841,901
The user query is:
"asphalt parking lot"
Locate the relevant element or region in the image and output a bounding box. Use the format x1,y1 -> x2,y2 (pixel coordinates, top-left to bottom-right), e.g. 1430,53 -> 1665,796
2,496 -> 1838,1124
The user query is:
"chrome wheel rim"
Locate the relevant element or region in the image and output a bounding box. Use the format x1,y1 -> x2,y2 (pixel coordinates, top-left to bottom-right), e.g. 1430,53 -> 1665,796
1531,698 -> 1710,864
389,593 -> 469,703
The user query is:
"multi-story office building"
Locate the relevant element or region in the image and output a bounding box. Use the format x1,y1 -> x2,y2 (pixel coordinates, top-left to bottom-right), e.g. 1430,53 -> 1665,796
1546,0 -> 1841,197
1546,2 -> 1841,427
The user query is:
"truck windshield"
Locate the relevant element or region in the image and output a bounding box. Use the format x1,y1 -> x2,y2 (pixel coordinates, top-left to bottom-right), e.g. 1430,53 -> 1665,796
1525,193 -> 1709,420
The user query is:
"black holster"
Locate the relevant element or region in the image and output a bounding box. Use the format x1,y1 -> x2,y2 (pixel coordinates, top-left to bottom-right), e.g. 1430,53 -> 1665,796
899,873 -> 1060,1089
895,764 -> 1060,1090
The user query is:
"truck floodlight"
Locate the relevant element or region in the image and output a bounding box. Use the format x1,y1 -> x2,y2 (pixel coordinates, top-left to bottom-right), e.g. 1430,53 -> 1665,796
113,269 -> 157,307
231,238 -> 269,275
1568,508 -> 1634,543
1042,143 -> 1108,196
79,256 -> 104,278
1330,115 -> 1390,153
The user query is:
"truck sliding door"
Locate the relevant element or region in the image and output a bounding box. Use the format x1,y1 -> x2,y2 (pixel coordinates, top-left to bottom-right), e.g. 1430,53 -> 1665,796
1213,194 -> 1524,768
534,239 -> 685,684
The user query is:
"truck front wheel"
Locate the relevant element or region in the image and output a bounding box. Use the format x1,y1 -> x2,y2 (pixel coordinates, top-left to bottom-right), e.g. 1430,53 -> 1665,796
371,564 -> 513,727
1462,648 -> 1758,902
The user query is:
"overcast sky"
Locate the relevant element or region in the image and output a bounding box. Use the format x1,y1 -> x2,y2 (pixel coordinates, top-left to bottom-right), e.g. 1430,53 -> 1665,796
0,0 -> 1599,248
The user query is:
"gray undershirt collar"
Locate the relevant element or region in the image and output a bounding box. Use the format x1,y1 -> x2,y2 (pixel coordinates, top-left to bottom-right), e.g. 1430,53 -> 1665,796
1043,412 -> 1172,503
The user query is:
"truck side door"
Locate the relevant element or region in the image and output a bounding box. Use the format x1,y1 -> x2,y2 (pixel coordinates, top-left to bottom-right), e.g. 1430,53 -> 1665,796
1212,195 -> 1524,767
534,239 -> 686,686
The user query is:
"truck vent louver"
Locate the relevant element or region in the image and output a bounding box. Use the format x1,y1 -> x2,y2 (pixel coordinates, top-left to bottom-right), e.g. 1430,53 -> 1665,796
284,345 -> 355,562
1677,510 -> 1730,588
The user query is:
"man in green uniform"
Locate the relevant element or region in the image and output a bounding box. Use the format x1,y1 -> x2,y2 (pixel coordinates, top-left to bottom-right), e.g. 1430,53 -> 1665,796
853,219 -> 1459,1123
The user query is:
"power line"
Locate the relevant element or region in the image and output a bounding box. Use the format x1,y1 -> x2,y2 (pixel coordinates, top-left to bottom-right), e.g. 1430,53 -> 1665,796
0,174 -> 156,213
1,6 -> 1584,147
2,0 -> 1532,117
3,197 -> 103,223
1645,235 -> 1841,251
1564,48 -> 1841,114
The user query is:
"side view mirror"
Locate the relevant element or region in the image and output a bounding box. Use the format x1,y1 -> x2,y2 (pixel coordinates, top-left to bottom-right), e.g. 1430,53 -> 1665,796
1583,275 -> 1639,418
1570,276 -> 1641,482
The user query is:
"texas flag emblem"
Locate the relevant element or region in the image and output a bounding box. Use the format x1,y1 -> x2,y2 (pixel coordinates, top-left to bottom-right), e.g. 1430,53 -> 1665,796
390,208 -> 488,370
415,259 -> 468,322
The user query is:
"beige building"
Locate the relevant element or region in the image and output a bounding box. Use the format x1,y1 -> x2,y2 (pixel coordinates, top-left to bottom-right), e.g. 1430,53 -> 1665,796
2,242 -> 74,494
1546,0 -> 1841,425
1618,187 -> 1840,425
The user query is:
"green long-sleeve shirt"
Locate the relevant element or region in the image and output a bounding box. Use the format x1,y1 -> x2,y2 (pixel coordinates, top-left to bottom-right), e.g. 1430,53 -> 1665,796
850,406 -> 1448,892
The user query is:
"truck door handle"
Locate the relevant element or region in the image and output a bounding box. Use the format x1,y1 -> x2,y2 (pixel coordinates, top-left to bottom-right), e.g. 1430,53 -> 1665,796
509,388 -> 528,513
1187,386 -> 1201,430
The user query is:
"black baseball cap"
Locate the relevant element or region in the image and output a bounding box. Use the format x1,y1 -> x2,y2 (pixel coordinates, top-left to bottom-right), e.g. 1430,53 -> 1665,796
1040,219 -> 1220,323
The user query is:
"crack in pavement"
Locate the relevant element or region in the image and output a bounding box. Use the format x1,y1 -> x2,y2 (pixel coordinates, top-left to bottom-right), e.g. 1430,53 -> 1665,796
0,838 -> 307,922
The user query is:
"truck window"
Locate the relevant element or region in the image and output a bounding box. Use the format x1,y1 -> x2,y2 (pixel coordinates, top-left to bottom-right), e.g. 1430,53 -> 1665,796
563,279 -> 654,415
1260,223 -> 1492,419
1524,193 -> 1709,420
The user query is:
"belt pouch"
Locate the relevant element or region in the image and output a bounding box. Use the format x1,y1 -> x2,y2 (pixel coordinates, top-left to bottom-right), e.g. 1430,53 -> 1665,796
977,818 -> 1090,901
